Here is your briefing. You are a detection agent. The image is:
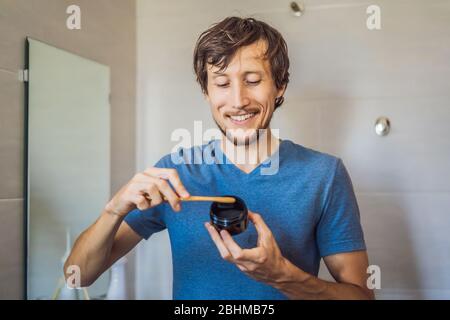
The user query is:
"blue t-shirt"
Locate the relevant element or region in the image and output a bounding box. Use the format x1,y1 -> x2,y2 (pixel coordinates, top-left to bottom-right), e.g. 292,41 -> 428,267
124,139 -> 366,299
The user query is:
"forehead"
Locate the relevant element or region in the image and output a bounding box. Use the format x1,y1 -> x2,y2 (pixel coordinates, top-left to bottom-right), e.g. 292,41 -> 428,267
207,40 -> 270,76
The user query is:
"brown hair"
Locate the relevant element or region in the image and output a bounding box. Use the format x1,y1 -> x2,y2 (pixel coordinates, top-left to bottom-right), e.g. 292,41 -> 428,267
193,16 -> 290,109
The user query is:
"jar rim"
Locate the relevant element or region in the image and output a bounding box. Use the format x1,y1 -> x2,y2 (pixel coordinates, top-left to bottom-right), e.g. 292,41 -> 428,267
210,210 -> 246,224
210,195 -> 248,224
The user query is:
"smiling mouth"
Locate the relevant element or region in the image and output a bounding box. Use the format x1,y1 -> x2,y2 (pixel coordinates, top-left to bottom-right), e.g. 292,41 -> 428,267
228,112 -> 258,124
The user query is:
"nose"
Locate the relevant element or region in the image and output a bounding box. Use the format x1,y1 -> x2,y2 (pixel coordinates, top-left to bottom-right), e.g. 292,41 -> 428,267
231,83 -> 250,109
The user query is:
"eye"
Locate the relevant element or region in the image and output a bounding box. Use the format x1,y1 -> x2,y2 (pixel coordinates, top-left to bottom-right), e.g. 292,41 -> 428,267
246,80 -> 261,86
216,83 -> 229,88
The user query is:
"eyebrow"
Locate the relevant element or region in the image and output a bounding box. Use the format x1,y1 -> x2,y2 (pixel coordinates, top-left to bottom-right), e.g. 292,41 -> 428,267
211,70 -> 264,79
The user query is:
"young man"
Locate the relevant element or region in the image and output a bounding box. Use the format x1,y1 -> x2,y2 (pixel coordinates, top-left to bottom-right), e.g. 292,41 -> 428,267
65,17 -> 374,300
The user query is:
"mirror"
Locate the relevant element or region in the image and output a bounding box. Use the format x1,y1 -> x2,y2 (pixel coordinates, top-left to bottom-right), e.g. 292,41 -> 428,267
26,38 -> 111,299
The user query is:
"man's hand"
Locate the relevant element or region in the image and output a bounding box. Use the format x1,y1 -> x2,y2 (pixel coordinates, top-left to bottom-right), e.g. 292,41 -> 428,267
105,167 -> 190,217
64,167 -> 190,287
204,211 -> 288,287
205,211 -> 374,299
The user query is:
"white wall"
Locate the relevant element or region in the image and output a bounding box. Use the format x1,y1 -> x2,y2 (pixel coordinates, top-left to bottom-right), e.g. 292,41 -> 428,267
136,0 -> 450,299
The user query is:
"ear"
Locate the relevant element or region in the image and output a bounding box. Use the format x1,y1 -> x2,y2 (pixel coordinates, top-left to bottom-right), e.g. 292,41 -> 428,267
204,92 -> 211,104
276,84 -> 287,100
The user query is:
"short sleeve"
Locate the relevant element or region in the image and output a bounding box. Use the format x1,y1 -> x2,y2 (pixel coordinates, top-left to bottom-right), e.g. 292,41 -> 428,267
124,155 -> 172,240
316,159 -> 366,257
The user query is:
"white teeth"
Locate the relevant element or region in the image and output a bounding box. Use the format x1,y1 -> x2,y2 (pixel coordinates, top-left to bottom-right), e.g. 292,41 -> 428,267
230,113 -> 255,122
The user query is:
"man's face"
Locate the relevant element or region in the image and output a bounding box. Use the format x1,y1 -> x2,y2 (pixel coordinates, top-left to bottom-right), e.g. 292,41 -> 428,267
205,40 -> 284,146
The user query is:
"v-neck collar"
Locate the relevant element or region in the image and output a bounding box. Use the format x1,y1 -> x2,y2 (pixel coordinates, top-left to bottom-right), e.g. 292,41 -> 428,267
212,138 -> 285,177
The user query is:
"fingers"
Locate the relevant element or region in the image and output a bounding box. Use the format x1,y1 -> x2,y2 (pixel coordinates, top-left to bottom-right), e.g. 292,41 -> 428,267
133,171 -> 183,212
164,169 -> 190,198
147,175 -> 181,211
204,222 -> 265,265
145,168 -> 190,199
131,194 -> 151,211
204,222 -> 232,261
219,229 -> 244,259
132,182 -> 163,209
220,229 -> 265,263
109,167 -> 189,217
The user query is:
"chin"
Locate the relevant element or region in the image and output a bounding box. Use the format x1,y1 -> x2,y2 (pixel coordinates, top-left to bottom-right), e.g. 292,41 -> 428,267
225,129 -> 259,146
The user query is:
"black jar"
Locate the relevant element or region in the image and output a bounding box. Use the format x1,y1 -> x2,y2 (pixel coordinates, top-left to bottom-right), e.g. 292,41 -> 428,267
210,196 -> 248,236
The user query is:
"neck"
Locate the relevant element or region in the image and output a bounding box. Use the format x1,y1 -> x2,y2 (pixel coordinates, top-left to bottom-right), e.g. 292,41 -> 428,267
220,129 -> 280,174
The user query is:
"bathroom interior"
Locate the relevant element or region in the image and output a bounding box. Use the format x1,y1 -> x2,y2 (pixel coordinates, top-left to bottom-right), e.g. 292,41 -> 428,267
0,0 -> 449,300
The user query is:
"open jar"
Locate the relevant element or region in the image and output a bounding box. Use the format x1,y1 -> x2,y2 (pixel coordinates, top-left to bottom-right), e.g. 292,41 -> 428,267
209,195 -> 248,236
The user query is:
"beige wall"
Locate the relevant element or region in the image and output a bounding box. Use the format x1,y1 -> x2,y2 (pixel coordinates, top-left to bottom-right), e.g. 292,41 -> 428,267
0,0 -> 136,299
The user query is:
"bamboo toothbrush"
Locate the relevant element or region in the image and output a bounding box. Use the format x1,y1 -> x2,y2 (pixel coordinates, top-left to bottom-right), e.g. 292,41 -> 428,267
145,195 -> 236,204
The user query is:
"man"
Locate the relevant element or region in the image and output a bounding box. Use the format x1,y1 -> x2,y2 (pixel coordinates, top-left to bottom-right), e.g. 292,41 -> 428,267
65,17 -> 374,300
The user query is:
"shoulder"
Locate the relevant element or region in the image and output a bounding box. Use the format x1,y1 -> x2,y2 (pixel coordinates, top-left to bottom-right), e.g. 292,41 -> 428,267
281,140 -> 342,175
